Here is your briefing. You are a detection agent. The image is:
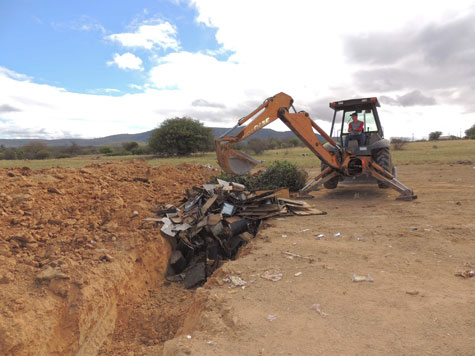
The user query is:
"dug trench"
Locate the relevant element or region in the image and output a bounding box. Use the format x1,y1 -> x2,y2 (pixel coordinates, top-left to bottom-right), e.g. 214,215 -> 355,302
0,161 -> 221,356
99,171 -> 326,355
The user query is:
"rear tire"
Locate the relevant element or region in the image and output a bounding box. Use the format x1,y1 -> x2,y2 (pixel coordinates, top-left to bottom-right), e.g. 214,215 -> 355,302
374,148 -> 392,188
321,162 -> 339,189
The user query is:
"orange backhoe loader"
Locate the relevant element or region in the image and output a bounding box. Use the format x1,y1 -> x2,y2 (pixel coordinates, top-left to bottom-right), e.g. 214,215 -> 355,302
215,92 -> 417,201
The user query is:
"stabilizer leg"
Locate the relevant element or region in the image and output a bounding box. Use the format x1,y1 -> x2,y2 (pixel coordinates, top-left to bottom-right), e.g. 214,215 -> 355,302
299,167 -> 340,195
369,162 -> 417,201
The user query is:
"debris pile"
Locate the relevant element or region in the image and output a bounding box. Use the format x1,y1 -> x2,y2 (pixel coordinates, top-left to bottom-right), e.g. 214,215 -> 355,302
158,179 -> 325,289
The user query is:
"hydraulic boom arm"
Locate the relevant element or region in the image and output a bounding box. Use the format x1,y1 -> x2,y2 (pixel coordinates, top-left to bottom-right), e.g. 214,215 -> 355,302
215,92 -> 341,175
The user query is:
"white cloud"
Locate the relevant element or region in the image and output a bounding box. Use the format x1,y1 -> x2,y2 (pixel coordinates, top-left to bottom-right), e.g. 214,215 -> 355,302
106,20 -> 179,50
0,66 -> 32,81
52,15 -> 106,34
2,2 -> 475,140
107,53 -> 144,71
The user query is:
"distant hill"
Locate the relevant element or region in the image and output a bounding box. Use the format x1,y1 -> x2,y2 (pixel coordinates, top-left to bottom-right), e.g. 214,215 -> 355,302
0,131 -> 153,148
0,127 -> 316,148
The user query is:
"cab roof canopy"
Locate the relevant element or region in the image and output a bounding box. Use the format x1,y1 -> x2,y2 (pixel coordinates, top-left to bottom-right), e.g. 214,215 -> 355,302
329,97 -> 380,112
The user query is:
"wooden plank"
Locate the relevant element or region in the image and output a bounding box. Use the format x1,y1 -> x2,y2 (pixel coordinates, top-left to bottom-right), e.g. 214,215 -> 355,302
200,194 -> 217,215
290,208 -> 326,216
277,197 -> 307,206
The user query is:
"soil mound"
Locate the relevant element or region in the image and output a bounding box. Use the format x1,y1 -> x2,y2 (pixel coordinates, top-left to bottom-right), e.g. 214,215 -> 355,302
0,160 -> 215,356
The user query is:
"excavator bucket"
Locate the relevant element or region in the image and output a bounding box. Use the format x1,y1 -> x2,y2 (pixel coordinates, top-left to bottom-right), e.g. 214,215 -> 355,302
216,147 -> 262,175
214,93 -> 295,175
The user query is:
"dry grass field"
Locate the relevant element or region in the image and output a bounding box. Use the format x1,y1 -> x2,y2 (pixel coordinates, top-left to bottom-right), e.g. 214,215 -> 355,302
0,139 -> 473,170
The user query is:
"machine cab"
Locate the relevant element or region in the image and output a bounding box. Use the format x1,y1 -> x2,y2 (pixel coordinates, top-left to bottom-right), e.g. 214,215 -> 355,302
328,97 -> 384,152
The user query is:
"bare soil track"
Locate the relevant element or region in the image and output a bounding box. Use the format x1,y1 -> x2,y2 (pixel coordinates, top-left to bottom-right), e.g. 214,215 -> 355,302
1,161 -> 474,356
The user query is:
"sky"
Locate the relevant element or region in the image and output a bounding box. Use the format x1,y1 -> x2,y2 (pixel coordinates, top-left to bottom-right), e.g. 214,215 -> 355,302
0,0 -> 474,140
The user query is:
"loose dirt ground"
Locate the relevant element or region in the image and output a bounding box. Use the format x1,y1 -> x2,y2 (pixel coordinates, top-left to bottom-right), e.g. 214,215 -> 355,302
1,161 -> 474,356
166,162 -> 475,356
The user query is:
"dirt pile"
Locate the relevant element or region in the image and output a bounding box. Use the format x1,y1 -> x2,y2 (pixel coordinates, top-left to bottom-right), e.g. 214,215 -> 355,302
0,161 -> 215,356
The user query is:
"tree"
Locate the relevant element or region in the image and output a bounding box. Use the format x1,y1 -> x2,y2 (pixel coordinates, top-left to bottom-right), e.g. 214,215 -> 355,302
122,141 -> 139,152
287,138 -> 301,147
149,117 -> 213,156
23,142 -> 50,159
267,139 -> 280,150
65,142 -> 83,155
429,131 -> 442,141
247,138 -> 267,154
465,124 -> 475,139
3,148 -> 17,160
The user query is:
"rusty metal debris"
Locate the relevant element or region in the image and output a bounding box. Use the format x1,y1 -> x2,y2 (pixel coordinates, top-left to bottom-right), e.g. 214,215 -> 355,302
455,270 -> 474,279
158,180 -> 325,289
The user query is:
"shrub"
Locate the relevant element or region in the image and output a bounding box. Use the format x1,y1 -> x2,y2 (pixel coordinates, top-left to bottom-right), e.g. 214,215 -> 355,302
56,153 -> 72,159
391,138 -> 409,151
131,146 -> 151,155
99,146 -> 114,154
3,148 -> 17,160
122,141 -> 139,152
213,160 -> 308,192
105,150 -> 130,156
256,160 -> 308,191
35,149 -> 50,160
246,138 -> 267,155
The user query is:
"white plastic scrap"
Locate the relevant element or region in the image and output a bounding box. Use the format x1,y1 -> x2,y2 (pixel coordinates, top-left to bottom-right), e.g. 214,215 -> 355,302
160,217 -> 176,237
229,275 -> 247,287
352,273 -> 374,282
216,178 -> 230,187
267,315 -> 277,322
334,232 -> 341,238
310,304 -> 328,317
261,270 -> 283,282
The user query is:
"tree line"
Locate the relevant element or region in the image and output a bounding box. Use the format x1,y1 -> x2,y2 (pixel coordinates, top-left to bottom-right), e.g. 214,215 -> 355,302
429,124 -> 475,141
0,141 -> 151,160
3,119 -> 473,160
0,117 -> 304,160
